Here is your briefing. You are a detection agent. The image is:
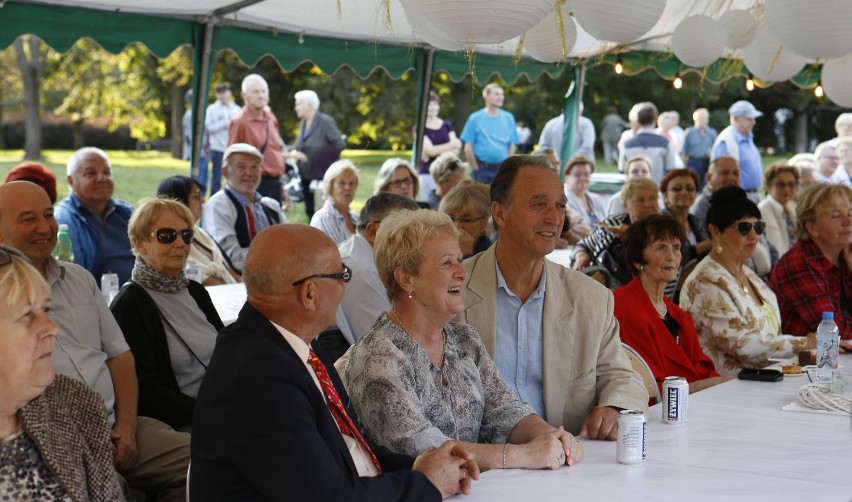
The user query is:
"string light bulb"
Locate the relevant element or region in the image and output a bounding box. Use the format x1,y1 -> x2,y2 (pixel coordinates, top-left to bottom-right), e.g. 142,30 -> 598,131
615,57 -> 624,75
746,74 -> 755,91
673,73 -> 683,90
814,82 -> 824,98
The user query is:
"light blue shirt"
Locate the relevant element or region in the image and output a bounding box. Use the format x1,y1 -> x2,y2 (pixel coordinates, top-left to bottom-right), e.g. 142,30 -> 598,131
713,129 -> 762,191
494,262 -> 546,417
460,109 -> 519,163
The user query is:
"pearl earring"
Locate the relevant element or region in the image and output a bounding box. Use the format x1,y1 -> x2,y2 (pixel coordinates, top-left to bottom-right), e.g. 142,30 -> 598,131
408,290 -> 413,300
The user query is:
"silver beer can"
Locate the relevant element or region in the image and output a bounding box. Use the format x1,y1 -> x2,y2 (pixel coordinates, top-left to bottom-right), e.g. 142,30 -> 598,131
662,376 -> 689,424
616,410 -> 646,464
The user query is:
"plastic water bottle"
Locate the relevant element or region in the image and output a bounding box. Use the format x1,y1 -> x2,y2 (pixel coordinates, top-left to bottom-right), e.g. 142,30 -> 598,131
53,224 -> 75,263
816,312 -> 840,382
101,273 -> 119,305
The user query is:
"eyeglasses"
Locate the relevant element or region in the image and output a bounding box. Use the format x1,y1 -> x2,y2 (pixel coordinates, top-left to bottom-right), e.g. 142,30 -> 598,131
446,160 -> 462,171
668,185 -> 696,193
448,214 -> 487,225
151,228 -> 194,245
292,263 -> 352,286
772,181 -> 797,189
733,221 -> 766,236
389,177 -> 414,188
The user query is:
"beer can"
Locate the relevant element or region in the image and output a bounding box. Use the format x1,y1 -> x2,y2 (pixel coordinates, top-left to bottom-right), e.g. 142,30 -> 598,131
662,376 -> 689,424
616,410 -> 646,464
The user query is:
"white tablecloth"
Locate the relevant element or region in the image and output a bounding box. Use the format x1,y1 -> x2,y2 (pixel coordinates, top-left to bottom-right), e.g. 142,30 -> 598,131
545,248 -> 574,269
206,282 -> 246,325
453,355 -> 852,501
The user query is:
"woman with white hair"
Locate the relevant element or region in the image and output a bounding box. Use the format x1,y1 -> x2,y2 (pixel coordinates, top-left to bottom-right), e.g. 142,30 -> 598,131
288,89 -> 347,218
310,159 -> 360,244
374,158 -> 431,208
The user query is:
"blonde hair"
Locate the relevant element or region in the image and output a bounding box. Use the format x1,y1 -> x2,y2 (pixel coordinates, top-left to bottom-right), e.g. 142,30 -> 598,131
128,197 -> 194,254
0,251 -> 50,310
438,180 -> 490,218
374,158 -> 419,198
322,159 -> 359,196
795,183 -> 852,242
621,177 -> 659,204
373,209 -> 458,303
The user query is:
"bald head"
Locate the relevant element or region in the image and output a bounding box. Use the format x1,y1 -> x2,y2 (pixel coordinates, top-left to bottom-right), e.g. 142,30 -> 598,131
0,182 -> 58,269
244,225 -> 345,340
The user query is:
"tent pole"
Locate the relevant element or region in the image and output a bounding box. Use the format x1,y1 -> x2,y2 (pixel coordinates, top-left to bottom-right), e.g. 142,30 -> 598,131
190,18 -> 217,178
412,47 -> 436,174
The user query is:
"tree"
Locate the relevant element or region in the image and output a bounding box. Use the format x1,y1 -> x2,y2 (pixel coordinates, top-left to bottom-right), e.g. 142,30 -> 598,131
15,35 -> 47,159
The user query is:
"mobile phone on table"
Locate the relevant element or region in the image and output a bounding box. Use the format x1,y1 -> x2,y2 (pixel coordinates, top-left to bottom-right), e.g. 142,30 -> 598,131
737,368 -> 783,382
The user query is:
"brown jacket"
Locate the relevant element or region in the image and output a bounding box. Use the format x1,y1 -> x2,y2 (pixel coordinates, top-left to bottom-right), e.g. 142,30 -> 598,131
21,374 -> 124,501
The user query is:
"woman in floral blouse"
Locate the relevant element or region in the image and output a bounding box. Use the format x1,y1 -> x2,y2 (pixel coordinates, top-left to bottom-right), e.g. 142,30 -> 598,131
680,187 -> 810,375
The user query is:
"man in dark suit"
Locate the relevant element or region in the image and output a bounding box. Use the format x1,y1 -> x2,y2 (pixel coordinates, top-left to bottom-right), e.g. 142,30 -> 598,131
191,224 -> 478,500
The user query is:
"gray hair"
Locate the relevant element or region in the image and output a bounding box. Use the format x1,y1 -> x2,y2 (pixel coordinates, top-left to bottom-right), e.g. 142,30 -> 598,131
814,141 -> 837,159
294,90 -> 320,110
241,74 -> 268,94
67,147 -> 110,177
429,152 -> 466,184
373,158 -> 419,197
356,192 -> 419,232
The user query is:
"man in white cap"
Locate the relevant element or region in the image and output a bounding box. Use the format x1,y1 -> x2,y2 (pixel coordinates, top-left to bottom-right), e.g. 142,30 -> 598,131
202,143 -> 287,272
711,100 -> 764,202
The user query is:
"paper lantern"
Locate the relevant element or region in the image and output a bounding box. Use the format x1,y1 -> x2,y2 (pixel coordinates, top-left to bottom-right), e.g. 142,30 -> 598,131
524,8 -> 578,63
719,9 -> 756,49
671,15 -> 725,67
764,0 -> 852,59
399,0 -> 557,45
401,1 -> 466,51
821,55 -> 852,107
741,26 -> 807,82
566,0 -> 665,44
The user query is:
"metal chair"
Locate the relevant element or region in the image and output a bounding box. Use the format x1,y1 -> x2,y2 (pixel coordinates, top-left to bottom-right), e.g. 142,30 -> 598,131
622,343 -> 659,405
581,265 -> 615,290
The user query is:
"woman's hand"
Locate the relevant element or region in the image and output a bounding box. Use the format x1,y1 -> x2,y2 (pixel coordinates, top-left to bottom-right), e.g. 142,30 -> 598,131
288,151 -> 308,163
572,251 -> 591,270
514,428 -> 568,470
601,222 -> 630,239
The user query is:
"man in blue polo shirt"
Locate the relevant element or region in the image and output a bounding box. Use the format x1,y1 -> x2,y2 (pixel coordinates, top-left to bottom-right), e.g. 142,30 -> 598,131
712,100 -> 763,202
55,147 -> 135,284
460,83 -> 518,184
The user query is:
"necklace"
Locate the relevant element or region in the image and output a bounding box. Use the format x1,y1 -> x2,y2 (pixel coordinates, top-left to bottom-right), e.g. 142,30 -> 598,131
391,310 -> 449,386
652,301 -> 667,318
712,255 -> 750,296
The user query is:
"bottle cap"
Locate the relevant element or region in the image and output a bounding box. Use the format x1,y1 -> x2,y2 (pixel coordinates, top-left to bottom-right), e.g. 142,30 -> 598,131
58,223 -> 69,231
822,312 -> 834,319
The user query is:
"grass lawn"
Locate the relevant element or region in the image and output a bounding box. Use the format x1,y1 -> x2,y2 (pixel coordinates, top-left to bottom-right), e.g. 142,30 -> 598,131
1,149 -> 791,224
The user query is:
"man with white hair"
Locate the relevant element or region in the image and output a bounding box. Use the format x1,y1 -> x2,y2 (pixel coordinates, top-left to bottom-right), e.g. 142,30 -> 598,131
202,143 -> 286,273
54,147 -> 135,284
814,141 -> 841,184
202,83 -> 242,196
711,100 -> 763,202
228,73 -> 288,204
682,108 -> 717,189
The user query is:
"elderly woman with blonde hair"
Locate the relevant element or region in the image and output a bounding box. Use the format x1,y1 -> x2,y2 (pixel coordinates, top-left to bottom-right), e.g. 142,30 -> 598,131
770,183 -> 852,346
111,197 -> 223,431
439,180 -> 492,257
341,210 -> 582,471
0,247 -> 123,500
758,162 -> 800,256
310,159 -> 360,244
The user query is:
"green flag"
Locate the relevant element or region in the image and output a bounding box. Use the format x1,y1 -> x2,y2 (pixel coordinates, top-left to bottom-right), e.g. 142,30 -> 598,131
559,66 -> 580,176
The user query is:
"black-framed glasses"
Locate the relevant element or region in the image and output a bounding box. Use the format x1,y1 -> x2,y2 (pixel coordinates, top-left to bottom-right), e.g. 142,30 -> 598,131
734,221 -> 766,237
389,177 -> 414,188
448,214 -> 487,225
292,263 -> 352,286
151,227 -> 194,245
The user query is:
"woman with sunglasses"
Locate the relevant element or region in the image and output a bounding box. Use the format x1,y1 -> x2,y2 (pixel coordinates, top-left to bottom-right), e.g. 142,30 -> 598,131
157,175 -> 241,286
427,152 -> 467,210
341,210 -> 582,471
680,187 -> 811,375
758,162 -> 800,256
111,198 -> 224,430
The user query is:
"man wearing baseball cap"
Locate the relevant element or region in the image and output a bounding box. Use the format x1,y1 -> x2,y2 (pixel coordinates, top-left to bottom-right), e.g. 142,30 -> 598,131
202,143 -> 287,272
202,83 -> 242,196
711,100 -> 764,202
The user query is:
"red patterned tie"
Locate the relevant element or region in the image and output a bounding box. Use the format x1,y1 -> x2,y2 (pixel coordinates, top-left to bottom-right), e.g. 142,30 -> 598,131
307,348 -> 383,473
245,204 -> 257,240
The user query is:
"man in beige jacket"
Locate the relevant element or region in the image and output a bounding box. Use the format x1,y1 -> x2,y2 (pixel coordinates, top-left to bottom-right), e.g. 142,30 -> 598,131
458,156 -> 648,440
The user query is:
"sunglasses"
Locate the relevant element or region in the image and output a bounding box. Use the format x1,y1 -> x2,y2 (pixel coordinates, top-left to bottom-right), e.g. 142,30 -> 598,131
151,228 -> 194,245
733,221 -> 766,237
292,263 -> 352,286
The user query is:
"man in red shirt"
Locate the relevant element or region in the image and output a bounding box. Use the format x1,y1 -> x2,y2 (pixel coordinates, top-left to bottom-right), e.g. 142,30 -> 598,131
229,74 -> 288,204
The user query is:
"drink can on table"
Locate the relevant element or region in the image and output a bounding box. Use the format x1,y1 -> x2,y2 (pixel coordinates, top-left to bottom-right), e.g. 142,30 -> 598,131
616,410 -> 646,464
663,376 -> 689,424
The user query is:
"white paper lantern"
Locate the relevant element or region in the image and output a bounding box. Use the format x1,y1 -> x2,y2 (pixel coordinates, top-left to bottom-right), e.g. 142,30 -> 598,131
566,0 -> 665,44
524,8 -> 578,63
399,0 -> 556,45
402,1 -> 466,51
741,26 -> 807,82
718,9 -> 756,49
821,55 -> 852,107
764,0 -> 852,59
671,15 -> 725,67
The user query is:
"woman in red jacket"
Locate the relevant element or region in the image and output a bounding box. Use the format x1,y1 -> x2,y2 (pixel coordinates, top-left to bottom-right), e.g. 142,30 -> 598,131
614,214 -> 726,394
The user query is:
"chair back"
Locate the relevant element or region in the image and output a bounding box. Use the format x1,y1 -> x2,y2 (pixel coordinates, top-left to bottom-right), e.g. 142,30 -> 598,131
674,257 -> 700,303
581,265 -> 615,290
622,343 -> 659,405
